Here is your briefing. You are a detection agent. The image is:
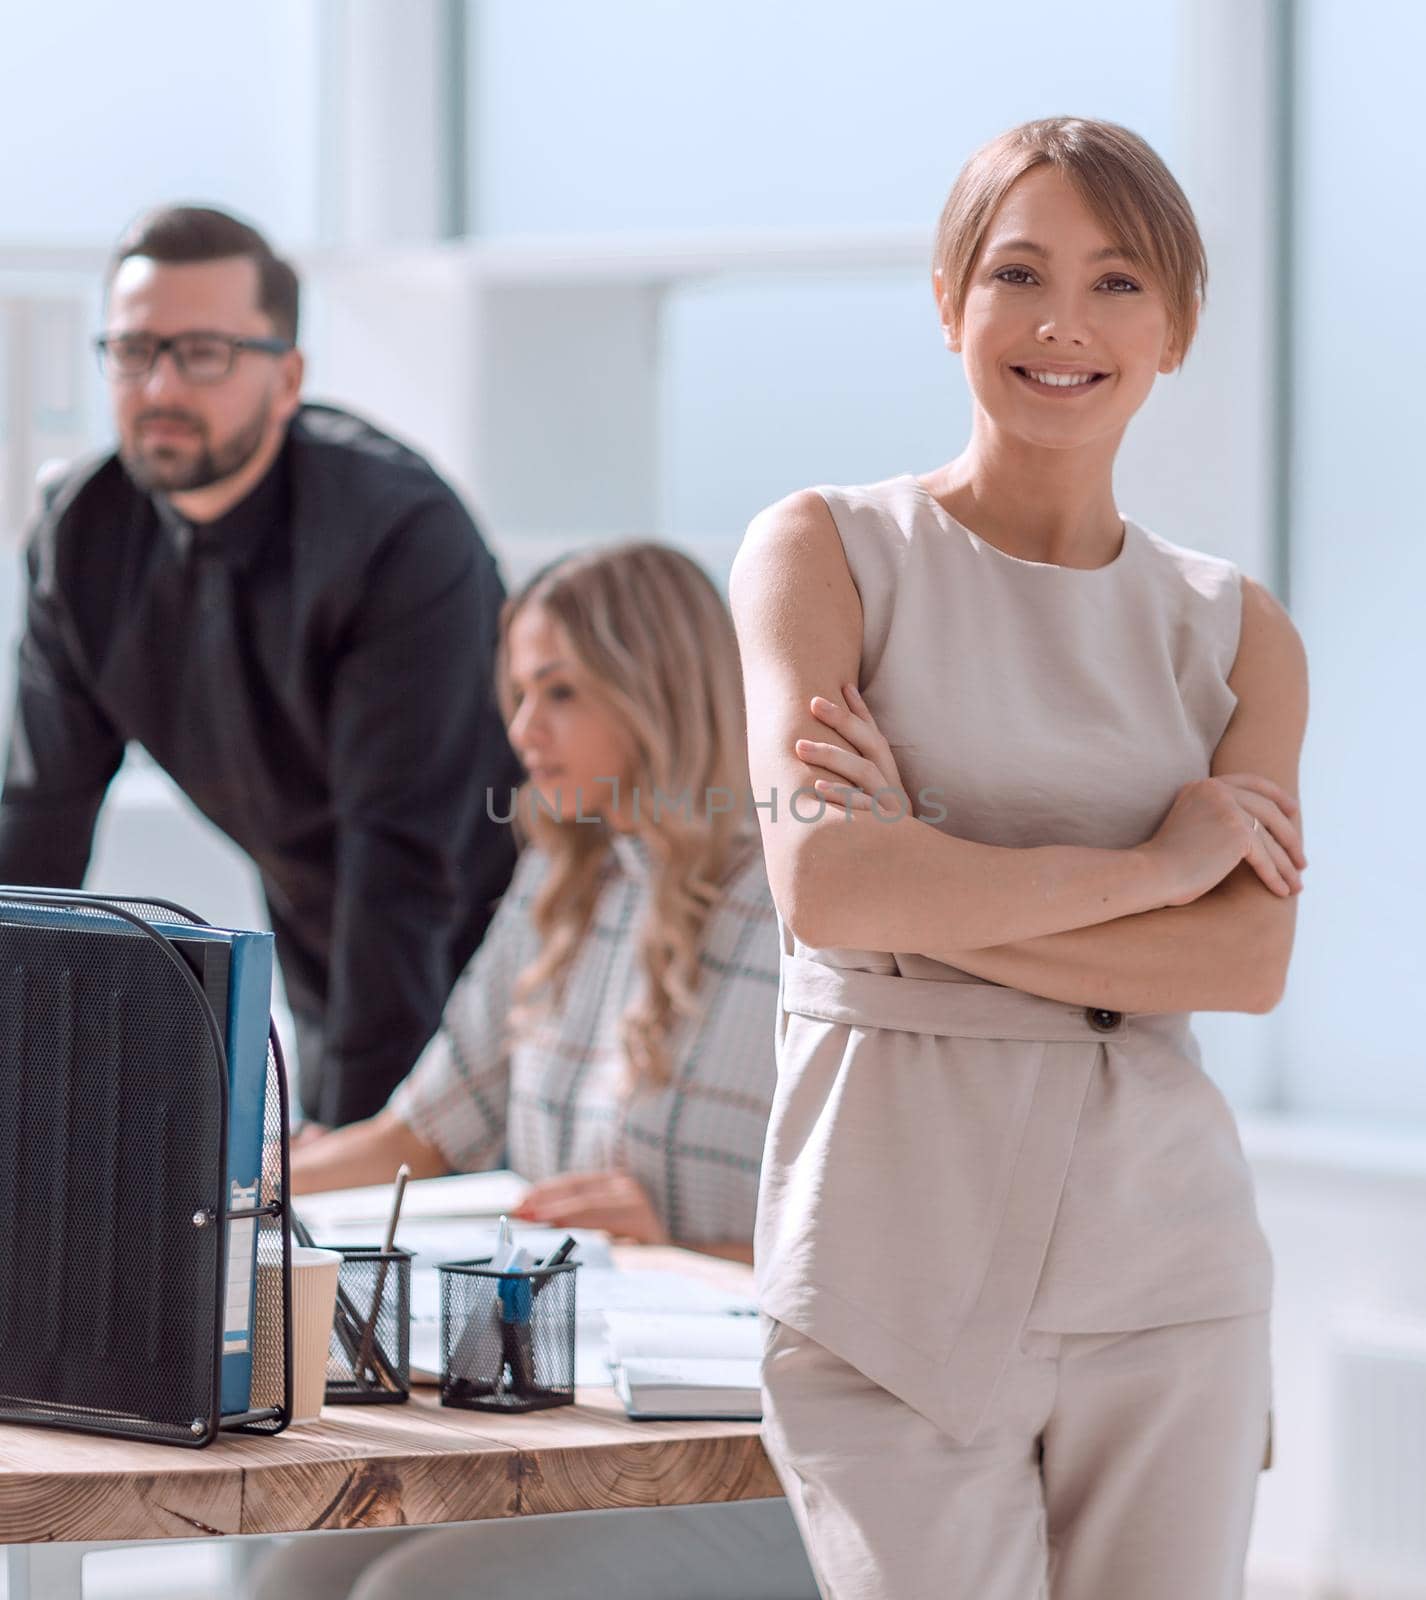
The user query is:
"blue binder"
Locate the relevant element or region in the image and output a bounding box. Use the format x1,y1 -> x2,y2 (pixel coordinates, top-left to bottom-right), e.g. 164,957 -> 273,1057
150,921 -> 274,1415
0,900 -> 273,1416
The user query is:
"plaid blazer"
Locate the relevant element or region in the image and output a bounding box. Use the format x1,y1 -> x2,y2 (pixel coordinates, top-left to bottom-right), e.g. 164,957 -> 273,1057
390,831 -> 780,1243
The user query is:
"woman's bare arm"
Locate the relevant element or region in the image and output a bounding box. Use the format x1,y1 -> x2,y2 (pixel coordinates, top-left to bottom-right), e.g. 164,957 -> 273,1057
290,1108 -> 449,1195
927,864 -> 1279,1013
730,490 -> 1172,954
924,578 -> 1310,1014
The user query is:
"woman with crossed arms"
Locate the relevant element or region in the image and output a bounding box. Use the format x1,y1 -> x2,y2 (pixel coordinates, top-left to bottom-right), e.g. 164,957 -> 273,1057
731,116 -> 1309,1599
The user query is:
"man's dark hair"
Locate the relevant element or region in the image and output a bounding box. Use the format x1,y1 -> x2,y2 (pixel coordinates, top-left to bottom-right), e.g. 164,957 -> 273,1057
108,204 -> 300,343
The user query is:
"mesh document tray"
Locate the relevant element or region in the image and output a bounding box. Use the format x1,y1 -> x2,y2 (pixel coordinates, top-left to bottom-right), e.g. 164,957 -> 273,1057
0,887 -> 293,1447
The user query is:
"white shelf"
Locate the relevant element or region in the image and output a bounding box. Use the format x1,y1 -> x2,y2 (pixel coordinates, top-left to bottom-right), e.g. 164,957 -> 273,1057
334,226 -> 933,287
1239,1113 -> 1426,1186
0,226 -> 932,290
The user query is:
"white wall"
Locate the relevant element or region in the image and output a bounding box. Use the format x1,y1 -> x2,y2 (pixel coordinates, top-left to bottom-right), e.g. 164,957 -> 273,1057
470,1 -> 1178,235
0,0 -> 323,247
469,0 -> 1189,539
1281,0 -> 1426,1120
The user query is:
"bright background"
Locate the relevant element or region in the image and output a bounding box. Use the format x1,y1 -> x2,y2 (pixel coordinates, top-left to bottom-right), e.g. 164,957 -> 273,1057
0,3 -> 1421,1596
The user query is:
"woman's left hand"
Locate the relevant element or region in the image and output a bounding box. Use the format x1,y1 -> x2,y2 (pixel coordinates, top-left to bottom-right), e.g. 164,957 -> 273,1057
512,1169 -> 670,1245
794,682 -> 912,820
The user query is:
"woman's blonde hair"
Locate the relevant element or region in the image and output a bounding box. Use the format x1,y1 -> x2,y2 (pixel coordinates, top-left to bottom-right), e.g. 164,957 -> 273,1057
496,541 -> 756,1089
933,116 -> 1208,370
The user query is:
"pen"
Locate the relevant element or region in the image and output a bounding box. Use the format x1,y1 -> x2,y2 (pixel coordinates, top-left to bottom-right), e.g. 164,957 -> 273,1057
494,1214 -> 514,1263
357,1162 -> 409,1388
493,1243 -> 532,1399
542,1235 -> 578,1269
531,1234 -> 578,1300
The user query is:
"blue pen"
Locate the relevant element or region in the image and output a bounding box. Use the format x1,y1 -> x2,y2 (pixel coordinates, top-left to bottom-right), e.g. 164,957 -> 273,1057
497,1244 -> 535,1396
498,1259 -> 533,1323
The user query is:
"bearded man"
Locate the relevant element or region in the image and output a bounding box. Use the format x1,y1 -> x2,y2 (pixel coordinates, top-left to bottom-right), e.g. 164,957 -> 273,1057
0,205 -> 521,1128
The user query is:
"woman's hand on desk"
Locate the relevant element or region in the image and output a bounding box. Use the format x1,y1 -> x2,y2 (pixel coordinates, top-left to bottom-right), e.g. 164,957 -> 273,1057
513,1170 -> 670,1245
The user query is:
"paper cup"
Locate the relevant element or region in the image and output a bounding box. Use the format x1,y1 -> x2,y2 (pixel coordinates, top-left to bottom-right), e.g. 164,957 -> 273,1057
251,1242 -> 343,1424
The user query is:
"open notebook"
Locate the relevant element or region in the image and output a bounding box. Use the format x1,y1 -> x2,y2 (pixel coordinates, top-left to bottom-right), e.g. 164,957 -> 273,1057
605,1309 -> 763,1420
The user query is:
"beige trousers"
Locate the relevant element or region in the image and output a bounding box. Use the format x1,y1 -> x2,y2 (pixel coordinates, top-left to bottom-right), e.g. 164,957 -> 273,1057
760,1310 -> 1272,1600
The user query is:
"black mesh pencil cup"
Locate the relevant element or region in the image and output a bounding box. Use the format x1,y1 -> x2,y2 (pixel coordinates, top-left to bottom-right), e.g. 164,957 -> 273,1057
321,1245 -> 413,1404
439,1257 -> 578,1412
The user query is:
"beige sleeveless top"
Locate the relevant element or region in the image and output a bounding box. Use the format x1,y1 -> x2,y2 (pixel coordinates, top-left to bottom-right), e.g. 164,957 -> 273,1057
753,473 -> 1274,1445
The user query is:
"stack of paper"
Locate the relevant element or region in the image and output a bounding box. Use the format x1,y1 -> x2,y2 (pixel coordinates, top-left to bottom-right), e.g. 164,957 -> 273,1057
605,1309 -> 763,1419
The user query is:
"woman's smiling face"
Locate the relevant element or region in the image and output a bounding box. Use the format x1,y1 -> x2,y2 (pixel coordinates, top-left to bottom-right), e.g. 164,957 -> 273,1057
939,165 -> 1181,450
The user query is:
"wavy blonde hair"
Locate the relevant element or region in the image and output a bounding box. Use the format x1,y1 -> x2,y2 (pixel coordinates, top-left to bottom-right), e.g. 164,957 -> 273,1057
933,116 -> 1208,371
496,542 -> 757,1089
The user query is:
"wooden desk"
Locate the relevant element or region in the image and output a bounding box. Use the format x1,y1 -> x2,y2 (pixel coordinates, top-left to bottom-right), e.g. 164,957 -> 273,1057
0,1247 -> 780,1596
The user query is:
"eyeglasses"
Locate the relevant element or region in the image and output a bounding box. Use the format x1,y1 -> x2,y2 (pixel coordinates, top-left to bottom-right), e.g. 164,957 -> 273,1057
93,330 -> 294,385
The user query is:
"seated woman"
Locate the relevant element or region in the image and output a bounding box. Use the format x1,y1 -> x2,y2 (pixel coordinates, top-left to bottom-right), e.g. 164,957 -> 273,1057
252,542 -> 818,1600
292,540 -> 775,1256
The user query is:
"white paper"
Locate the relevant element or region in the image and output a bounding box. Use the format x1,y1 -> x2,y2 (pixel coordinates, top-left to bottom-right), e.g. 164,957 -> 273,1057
603,1310 -> 761,1365
294,1169 -> 530,1232
574,1268 -> 756,1317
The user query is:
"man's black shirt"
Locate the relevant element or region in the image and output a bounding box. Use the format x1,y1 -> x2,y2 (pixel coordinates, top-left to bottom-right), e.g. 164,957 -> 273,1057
0,403 -> 522,1124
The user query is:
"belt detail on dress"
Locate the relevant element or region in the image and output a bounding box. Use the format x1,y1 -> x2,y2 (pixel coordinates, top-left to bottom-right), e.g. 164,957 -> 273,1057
780,954 -> 1130,1043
